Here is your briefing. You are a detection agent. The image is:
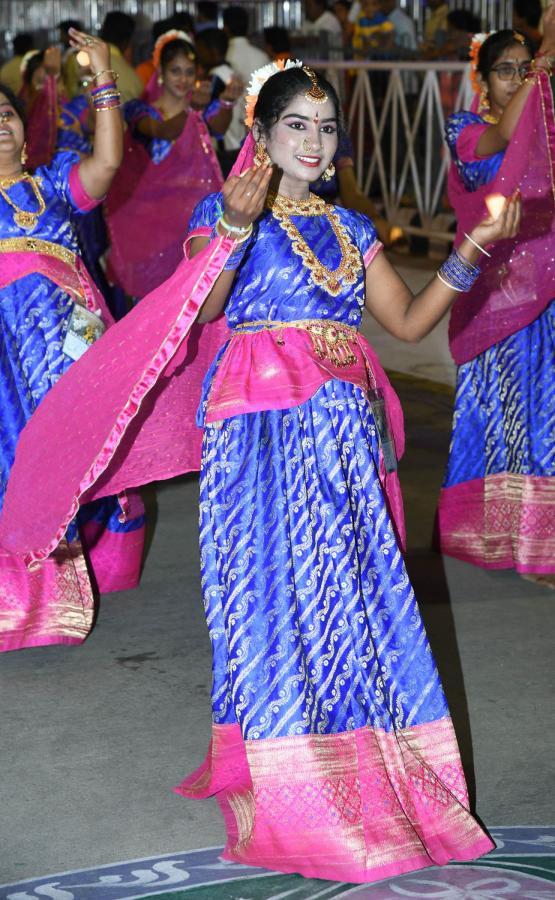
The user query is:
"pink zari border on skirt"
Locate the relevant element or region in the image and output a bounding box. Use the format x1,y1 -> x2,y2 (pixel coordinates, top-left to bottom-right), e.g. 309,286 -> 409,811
175,720 -> 493,884
437,473 -> 555,573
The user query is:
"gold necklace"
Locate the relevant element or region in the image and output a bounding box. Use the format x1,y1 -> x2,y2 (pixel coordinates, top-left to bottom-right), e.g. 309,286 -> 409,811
266,191 -> 361,297
0,172 -> 46,230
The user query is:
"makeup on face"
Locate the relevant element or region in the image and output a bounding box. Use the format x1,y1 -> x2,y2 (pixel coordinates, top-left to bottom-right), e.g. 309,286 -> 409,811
264,95 -> 338,190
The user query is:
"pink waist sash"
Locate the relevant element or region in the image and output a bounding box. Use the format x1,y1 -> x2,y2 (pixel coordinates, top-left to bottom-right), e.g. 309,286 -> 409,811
207,321 -> 370,421
0,239 -> 114,324
205,320 -> 406,548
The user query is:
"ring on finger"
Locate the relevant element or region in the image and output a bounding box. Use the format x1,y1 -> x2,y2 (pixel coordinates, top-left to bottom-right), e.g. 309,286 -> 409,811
84,37 -> 95,45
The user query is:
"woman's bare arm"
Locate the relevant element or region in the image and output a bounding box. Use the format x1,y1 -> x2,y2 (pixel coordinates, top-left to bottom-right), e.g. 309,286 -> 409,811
364,194 -> 520,342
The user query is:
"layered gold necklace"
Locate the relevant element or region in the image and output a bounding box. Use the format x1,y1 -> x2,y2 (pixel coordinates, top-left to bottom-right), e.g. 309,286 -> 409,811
267,191 -> 361,297
0,172 -> 46,230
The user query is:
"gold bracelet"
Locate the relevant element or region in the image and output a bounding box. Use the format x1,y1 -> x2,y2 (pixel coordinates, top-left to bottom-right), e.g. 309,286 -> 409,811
90,68 -> 119,84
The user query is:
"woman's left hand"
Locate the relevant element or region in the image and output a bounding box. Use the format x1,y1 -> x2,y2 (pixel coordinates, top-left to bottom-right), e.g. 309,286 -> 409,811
471,190 -> 521,248
190,79 -> 212,110
68,27 -> 111,78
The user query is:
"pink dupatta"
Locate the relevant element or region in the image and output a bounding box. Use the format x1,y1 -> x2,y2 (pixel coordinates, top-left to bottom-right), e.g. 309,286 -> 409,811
105,107 -> 223,299
448,70 -> 555,365
22,75 -> 60,170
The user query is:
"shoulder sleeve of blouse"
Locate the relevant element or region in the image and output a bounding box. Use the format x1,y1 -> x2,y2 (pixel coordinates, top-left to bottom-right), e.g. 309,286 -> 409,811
445,109 -> 505,191
40,150 -> 99,214
188,192 -> 224,233
123,98 -> 152,125
340,208 -> 383,267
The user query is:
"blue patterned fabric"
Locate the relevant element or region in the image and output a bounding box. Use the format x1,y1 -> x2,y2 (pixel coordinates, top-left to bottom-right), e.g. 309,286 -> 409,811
444,300 -> 555,487
191,192 -> 449,740
445,110 -> 504,192
0,153 -> 144,539
57,95 -> 92,157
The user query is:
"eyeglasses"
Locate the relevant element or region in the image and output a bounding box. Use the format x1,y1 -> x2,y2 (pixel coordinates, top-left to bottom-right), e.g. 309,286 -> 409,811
489,62 -> 531,81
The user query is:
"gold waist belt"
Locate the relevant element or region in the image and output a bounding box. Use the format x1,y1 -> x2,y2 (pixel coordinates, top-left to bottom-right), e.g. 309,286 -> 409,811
233,318 -> 360,368
234,319 -> 358,367
0,236 -> 77,268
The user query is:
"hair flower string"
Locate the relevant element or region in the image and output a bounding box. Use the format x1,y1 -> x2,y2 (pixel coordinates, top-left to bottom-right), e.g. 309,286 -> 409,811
469,32 -> 494,93
152,29 -> 194,69
244,58 -> 304,128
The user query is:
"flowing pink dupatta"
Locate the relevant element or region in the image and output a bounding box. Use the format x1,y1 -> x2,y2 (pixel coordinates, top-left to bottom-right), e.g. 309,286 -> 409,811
0,136 -> 406,564
105,107 -> 222,299
448,70 -> 555,364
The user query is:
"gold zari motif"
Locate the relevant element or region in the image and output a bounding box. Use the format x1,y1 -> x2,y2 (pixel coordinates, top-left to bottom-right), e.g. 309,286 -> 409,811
0,236 -> 77,267
267,192 -> 361,297
234,318 -> 359,368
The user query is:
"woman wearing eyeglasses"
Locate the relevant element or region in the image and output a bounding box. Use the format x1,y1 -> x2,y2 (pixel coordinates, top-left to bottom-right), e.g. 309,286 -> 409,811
436,18 -> 555,586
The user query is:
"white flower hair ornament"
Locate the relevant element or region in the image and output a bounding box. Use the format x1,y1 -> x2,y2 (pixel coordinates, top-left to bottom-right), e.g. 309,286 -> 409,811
244,58 -> 304,128
469,32 -> 495,93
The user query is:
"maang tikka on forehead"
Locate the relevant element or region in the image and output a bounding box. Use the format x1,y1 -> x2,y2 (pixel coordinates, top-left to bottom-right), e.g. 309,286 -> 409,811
302,66 -> 328,104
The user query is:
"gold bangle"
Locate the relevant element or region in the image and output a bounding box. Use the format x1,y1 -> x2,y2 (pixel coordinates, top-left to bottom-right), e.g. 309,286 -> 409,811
90,68 -> 119,84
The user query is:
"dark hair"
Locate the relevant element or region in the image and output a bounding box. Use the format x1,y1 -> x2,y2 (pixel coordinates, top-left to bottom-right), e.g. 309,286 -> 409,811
195,27 -> 228,58
447,10 -> 481,34
59,19 -> 82,34
0,82 -> 26,125
100,11 -> 136,50
514,0 -> 542,28
477,28 -> 534,79
160,38 -> 196,70
198,2 -> 219,22
22,50 -> 45,87
263,26 -> 291,55
223,6 -> 249,37
168,12 -> 195,34
13,32 -> 34,56
254,67 -> 343,137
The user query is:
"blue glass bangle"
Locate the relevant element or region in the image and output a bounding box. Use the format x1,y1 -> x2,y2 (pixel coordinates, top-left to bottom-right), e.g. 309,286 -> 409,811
437,248 -> 480,292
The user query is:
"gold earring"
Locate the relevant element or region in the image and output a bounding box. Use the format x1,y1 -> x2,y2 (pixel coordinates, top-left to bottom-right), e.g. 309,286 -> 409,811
20,142 -> 28,167
322,162 -> 335,182
254,142 -> 271,167
157,74 -> 163,86
479,87 -> 489,111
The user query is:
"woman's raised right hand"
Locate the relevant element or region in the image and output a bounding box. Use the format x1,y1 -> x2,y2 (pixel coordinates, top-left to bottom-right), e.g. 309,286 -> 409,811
539,2 -> 555,55
222,164 -> 273,230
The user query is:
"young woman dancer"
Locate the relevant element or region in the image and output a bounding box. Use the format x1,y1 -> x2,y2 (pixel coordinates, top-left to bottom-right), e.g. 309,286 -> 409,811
436,15 -> 555,585
2,63 -> 518,878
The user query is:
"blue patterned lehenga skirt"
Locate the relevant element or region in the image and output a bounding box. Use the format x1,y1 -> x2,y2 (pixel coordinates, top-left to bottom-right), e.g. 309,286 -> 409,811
437,300 -> 555,572
177,379 -> 493,883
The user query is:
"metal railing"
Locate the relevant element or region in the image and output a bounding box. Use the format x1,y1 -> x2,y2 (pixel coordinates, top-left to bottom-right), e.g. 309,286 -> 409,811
308,60 -> 474,242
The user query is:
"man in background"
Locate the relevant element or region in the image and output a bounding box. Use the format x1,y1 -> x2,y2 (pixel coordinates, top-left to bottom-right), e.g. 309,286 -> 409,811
100,11 -> 143,103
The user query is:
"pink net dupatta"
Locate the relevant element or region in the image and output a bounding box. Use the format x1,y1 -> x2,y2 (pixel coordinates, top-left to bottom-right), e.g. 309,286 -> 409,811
0,234 -> 236,567
448,70 -> 555,365
105,109 -> 223,299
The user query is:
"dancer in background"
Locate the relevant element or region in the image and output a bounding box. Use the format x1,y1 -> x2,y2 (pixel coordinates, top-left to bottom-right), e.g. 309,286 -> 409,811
105,32 -> 229,300
19,46 -> 64,169
0,28 -> 144,652
437,18 -> 555,585
2,62 -> 519,879
105,31 -> 230,469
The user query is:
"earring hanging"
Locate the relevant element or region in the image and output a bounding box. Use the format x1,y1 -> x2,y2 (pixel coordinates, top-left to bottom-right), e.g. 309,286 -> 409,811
479,87 -> 489,111
157,73 -> 163,86
322,161 -> 335,182
20,142 -> 28,167
254,142 -> 271,167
